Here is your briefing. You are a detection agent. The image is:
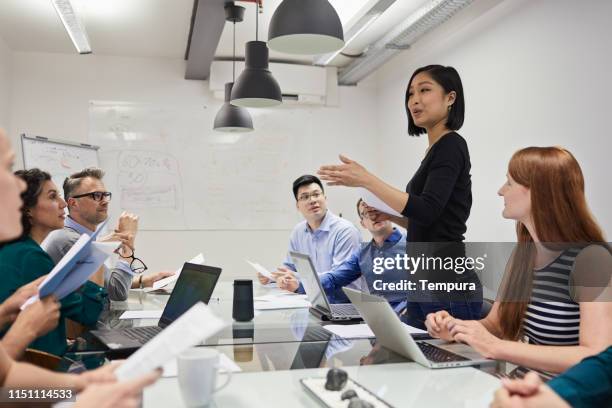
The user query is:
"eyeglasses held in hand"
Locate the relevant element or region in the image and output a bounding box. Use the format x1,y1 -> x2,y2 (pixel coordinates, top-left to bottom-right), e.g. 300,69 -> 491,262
115,245 -> 148,273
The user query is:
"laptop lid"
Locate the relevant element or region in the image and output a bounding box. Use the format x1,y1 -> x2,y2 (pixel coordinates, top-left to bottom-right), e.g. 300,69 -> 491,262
158,263 -> 221,328
290,251 -> 333,314
342,287 -> 431,367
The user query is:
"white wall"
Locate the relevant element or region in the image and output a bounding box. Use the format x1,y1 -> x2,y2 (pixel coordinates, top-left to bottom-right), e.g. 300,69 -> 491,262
5,0 -> 611,279
372,0 -> 612,241
0,35 -> 11,129
7,51 -> 378,276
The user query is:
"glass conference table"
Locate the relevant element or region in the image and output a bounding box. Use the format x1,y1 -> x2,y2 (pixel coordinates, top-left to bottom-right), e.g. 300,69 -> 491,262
69,280 -> 505,407
75,281 -> 379,353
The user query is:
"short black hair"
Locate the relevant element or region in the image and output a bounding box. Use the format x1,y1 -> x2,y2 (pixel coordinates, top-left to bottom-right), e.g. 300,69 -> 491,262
15,168 -> 51,237
63,167 -> 105,201
292,175 -> 324,200
405,65 -> 465,136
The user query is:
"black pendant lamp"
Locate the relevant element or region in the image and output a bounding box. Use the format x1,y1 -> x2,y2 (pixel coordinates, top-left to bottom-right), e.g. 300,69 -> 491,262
214,4 -> 253,133
230,1 -> 282,108
268,0 -> 344,55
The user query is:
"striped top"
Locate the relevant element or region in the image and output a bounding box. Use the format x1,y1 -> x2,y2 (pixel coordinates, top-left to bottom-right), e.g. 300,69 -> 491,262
523,247 -> 581,346
515,248 -> 581,379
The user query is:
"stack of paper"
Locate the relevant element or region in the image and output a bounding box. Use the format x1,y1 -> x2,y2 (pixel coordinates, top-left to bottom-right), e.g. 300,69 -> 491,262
119,310 -> 163,320
322,322 -> 425,339
253,293 -> 307,302
254,294 -> 310,310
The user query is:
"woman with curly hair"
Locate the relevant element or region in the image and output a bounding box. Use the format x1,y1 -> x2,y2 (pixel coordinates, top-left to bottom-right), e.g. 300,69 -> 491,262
0,167 -> 107,356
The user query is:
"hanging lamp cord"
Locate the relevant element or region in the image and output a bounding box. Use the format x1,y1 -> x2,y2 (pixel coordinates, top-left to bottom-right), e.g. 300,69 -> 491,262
232,20 -> 236,82
255,1 -> 259,41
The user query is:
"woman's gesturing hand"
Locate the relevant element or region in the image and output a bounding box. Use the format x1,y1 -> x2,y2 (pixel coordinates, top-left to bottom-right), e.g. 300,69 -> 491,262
318,155 -> 371,187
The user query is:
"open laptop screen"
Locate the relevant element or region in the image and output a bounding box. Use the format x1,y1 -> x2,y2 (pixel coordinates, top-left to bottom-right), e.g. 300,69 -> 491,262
158,263 -> 221,328
290,252 -> 331,312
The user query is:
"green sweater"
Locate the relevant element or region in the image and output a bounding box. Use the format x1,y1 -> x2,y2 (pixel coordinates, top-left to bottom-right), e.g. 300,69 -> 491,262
548,346 -> 612,408
0,236 -> 107,356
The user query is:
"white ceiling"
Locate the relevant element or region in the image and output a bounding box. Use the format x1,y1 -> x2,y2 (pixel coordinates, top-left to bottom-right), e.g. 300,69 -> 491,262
0,0 -> 194,58
0,0 -> 428,65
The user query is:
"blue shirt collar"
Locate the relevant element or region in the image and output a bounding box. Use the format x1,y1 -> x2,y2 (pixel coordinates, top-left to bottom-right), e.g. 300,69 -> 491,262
385,228 -> 403,243
65,216 -> 94,236
304,210 -> 335,233
370,228 -> 403,248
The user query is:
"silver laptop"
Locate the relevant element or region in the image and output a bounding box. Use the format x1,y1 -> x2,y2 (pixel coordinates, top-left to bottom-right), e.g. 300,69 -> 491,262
290,251 -> 361,321
343,287 -> 492,368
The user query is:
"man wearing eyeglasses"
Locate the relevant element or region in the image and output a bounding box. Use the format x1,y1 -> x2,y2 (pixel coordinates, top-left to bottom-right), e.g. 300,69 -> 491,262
258,175 -> 361,303
312,199 -> 407,312
43,168 -> 173,301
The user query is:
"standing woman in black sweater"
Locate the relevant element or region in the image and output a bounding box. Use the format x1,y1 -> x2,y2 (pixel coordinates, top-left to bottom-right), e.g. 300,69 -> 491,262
319,65 -> 482,329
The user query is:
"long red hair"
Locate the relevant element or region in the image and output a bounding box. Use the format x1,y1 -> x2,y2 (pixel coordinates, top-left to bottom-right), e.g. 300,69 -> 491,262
497,146 -> 606,339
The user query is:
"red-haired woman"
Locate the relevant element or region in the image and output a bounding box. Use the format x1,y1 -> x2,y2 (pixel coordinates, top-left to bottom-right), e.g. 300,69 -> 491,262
426,146 -> 612,376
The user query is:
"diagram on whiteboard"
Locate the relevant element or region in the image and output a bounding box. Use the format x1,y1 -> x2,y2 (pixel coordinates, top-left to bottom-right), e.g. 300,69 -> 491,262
88,101 -> 313,230
117,150 -> 181,210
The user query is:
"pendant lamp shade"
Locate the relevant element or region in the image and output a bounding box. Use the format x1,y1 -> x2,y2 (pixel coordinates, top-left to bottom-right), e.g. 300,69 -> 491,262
268,0 -> 344,55
214,82 -> 254,132
230,41 -> 282,108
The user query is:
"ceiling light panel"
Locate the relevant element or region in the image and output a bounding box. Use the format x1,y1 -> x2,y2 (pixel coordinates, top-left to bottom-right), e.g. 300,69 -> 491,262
51,0 -> 92,54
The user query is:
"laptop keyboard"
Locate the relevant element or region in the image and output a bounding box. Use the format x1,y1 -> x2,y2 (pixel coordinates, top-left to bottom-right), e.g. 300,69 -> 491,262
122,326 -> 162,343
330,303 -> 359,316
417,342 -> 469,363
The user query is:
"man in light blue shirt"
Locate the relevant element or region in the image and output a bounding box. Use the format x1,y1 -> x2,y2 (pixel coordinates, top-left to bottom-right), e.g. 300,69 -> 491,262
258,175 -> 361,303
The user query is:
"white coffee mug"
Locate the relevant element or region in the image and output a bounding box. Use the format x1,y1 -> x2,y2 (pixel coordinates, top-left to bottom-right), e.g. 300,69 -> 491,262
177,348 -> 232,407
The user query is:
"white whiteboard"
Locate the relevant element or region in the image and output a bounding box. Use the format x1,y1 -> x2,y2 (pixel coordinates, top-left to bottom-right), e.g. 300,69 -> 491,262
21,134 -> 99,195
88,101 -> 315,230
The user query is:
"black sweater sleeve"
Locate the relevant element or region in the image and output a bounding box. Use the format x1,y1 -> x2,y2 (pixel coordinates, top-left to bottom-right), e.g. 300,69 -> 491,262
401,134 -> 466,226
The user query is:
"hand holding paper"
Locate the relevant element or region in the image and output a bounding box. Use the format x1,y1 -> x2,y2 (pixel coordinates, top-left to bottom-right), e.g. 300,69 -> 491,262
358,188 -> 402,217
246,260 -> 273,279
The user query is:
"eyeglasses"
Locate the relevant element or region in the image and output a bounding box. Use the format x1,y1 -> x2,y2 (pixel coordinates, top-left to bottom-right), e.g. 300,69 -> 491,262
71,191 -> 112,202
115,246 -> 148,274
297,191 -> 323,202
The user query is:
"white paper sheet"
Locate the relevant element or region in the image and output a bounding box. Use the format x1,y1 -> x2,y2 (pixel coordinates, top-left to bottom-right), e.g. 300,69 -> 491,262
253,293 -> 308,302
147,253 -> 205,291
119,310 -> 163,320
254,298 -> 311,310
115,302 -> 227,381
246,260 -> 273,279
323,322 -> 425,339
161,352 -> 242,378
358,188 -> 402,217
